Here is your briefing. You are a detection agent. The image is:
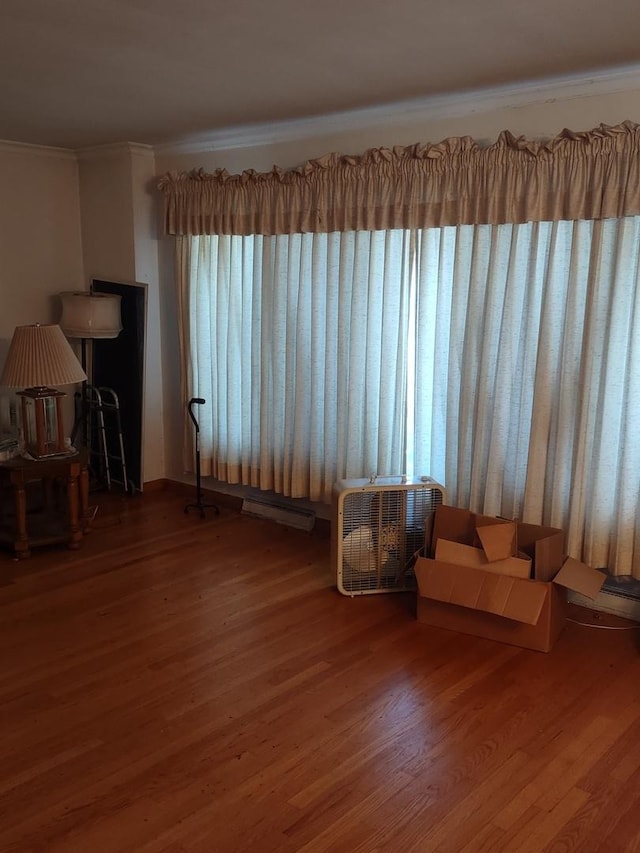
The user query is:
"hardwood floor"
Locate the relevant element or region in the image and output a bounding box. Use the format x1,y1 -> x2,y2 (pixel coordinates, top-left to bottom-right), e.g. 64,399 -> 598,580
1,486 -> 640,852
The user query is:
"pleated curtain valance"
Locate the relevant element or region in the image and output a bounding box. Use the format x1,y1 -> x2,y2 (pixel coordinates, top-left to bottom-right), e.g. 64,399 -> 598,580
158,121 -> 640,236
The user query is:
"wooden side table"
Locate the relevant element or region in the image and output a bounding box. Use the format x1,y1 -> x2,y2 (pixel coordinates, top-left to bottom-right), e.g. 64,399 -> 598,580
0,449 -> 90,559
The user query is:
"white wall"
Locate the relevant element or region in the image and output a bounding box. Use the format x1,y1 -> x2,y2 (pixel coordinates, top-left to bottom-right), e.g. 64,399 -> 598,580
0,143 -> 84,341
0,141 -> 84,432
131,148 -> 165,482
154,84 -> 640,485
78,147 -> 136,284
78,144 -> 165,484
0,140 -> 166,480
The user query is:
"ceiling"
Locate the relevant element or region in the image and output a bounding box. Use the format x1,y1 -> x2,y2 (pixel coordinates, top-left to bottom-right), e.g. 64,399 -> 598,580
1,0 -> 640,150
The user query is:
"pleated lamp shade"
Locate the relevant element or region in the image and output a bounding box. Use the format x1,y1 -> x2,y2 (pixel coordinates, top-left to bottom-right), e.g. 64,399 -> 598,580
0,324 -> 87,458
59,291 -> 122,339
0,324 -> 87,389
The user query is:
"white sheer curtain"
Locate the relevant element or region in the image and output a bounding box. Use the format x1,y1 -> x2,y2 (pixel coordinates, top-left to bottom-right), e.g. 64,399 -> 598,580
180,217 -> 640,576
412,217 -> 640,576
179,231 -> 411,503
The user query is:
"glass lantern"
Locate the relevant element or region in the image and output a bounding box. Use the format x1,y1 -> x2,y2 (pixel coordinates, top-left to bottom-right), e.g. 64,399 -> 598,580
18,387 -> 67,458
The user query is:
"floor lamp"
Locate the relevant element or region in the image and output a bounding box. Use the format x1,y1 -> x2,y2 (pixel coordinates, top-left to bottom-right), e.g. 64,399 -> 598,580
58,291 -> 123,447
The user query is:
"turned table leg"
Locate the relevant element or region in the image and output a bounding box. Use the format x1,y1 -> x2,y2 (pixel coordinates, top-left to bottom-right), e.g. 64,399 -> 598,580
79,462 -> 90,534
1,449 -> 91,557
12,479 -> 30,559
67,470 -> 81,549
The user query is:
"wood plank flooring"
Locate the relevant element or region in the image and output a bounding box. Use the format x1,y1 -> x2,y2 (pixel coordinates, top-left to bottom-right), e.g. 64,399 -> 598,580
1,486 -> 640,852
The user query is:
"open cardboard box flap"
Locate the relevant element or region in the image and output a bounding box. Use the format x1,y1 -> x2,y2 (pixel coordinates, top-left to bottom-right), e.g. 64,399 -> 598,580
476,522 -> 517,561
435,538 -> 531,580
554,557 -> 607,599
431,505 -> 477,551
431,506 -> 590,586
517,521 -> 564,582
432,507 -> 516,555
415,558 -> 547,625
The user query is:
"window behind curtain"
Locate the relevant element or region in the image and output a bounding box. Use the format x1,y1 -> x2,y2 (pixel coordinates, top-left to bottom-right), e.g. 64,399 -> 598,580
184,230 -> 411,503
183,216 -> 640,577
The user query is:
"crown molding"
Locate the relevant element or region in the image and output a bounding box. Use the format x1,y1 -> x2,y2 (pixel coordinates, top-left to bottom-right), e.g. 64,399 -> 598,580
155,63 -> 640,156
76,141 -> 155,161
0,138 -> 155,162
0,138 -> 76,159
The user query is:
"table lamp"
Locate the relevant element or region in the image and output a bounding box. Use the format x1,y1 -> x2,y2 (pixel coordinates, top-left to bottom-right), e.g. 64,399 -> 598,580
0,324 -> 87,459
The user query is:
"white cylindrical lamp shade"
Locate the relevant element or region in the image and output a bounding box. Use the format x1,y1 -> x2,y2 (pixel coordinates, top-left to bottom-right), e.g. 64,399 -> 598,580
59,291 -> 123,339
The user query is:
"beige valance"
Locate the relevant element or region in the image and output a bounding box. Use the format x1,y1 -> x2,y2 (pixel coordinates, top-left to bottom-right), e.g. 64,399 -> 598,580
158,121 -> 640,236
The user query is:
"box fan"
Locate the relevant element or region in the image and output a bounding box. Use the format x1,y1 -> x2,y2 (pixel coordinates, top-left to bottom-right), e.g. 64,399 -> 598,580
332,476 -> 446,596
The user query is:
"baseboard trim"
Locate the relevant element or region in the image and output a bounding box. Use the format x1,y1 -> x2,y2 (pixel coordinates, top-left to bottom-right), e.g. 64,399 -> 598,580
162,479 -> 243,511
142,478 -> 170,492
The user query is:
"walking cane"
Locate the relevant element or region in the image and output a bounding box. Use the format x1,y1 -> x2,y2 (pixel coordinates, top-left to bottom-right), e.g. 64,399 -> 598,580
184,397 -> 220,518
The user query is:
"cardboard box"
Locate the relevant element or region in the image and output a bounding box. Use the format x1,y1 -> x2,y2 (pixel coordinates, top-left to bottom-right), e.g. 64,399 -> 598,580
417,506 -> 606,652
416,572 -> 568,653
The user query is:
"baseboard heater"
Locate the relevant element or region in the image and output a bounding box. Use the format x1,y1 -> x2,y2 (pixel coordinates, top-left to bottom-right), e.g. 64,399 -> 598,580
241,496 -> 315,531
569,588 -> 640,621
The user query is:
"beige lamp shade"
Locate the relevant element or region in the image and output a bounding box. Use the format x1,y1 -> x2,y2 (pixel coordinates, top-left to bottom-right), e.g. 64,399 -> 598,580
1,324 -> 87,457
0,324 -> 87,389
59,291 -> 122,339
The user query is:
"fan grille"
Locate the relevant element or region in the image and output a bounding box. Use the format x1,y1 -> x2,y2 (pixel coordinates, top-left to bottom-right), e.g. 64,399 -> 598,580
336,482 -> 444,595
